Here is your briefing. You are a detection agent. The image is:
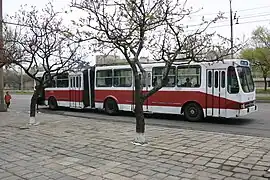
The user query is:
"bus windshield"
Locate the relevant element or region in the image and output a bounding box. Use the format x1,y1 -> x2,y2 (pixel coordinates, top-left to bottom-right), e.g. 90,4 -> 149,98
237,66 -> 255,93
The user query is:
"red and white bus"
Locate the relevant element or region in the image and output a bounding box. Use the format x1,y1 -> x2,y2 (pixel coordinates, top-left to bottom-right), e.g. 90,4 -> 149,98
38,59 -> 257,121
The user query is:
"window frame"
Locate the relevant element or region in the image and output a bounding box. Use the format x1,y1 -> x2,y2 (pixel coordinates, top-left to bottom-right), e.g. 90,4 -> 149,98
113,68 -> 133,87
177,65 -> 201,88
56,73 -> 69,88
78,76 -> 81,88
227,66 -> 239,94
96,69 -> 113,87
208,71 -> 212,88
214,71 -> 219,88
221,71 -> 225,88
152,66 -> 176,87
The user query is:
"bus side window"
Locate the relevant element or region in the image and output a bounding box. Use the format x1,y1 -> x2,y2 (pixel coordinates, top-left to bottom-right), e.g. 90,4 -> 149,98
96,70 -> 113,87
76,76 -> 79,88
152,67 -> 175,87
78,76 -> 81,88
73,77 -> 75,88
221,71 -> 225,88
227,66 -> 239,93
214,71 -> 219,88
177,66 -> 201,88
70,77 -> 73,88
113,69 -> 132,87
56,73 -> 69,88
208,71 -> 212,87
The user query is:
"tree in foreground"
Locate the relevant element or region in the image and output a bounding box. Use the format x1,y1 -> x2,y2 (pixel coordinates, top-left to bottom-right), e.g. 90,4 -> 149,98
4,2 -> 84,125
72,0 -> 240,144
241,26 -> 270,91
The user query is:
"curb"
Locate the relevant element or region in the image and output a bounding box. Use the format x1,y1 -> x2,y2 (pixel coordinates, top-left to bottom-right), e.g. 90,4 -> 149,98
256,100 -> 270,103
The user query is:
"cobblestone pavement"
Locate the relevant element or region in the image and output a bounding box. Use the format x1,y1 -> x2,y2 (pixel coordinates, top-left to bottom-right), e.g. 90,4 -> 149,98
1,111 -> 270,180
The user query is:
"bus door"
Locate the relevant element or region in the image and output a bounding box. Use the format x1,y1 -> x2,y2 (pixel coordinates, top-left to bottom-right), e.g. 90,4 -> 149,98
206,69 -> 227,117
69,76 -> 82,108
69,76 -> 76,108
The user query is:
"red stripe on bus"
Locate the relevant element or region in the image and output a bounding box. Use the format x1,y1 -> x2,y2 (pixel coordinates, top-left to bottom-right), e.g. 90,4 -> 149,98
45,89 -> 242,110
95,90 -> 241,110
45,90 -> 84,102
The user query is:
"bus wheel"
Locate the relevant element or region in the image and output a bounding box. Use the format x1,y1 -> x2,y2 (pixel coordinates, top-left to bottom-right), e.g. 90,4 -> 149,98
48,97 -> 58,110
184,102 -> 203,122
104,98 -> 118,115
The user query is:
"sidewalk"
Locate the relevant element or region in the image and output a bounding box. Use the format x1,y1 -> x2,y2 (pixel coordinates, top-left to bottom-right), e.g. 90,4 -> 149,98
0,111 -> 270,180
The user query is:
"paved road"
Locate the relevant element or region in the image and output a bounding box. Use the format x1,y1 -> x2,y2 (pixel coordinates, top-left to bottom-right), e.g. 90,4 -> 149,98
10,94 -> 270,138
1,111 -> 270,180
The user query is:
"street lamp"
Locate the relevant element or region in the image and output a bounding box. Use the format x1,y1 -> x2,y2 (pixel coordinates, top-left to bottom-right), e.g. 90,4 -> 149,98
0,0 -> 6,112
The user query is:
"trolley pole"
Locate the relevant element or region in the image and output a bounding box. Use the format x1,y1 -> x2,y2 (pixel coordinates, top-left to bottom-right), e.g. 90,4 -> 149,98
0,0 -> 6,112
229,0 -> 234,59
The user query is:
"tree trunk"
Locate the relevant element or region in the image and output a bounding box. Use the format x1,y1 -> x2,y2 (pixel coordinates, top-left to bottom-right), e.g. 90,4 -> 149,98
29,85 -> 41,125
263,76 -> 267,91
133,74 -> 146,144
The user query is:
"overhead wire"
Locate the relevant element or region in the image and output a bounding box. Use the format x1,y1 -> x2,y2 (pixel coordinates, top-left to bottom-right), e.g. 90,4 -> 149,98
191,5 -> 270,17
2,4 -> 270,35
185,13 -> 270,28
184,19 -> 270,32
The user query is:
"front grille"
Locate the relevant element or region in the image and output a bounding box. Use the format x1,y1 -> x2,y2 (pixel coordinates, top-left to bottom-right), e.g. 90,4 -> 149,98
244,101 -> 255,108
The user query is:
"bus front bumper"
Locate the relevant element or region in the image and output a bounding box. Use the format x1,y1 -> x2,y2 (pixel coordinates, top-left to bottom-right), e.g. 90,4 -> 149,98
237,105 -> 258,117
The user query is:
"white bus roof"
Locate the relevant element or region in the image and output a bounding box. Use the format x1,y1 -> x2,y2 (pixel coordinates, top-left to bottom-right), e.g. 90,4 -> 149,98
96,59 -> 250,70
35,59 -> 250,75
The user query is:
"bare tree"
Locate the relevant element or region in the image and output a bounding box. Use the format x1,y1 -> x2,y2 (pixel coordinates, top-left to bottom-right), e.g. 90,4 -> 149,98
3,67 -> 33,89
0,25 -> 23,68
4,2 -> 84,125
72,0 -> 239,144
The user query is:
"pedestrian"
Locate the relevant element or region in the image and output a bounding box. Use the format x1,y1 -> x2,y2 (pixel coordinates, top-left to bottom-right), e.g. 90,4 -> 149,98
4,91 -> 12,108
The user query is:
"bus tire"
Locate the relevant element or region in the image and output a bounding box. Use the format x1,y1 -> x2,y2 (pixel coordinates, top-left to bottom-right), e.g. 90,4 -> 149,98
104,98 -> 118,115
48,97 -> 58,110
183,102 -> 203,122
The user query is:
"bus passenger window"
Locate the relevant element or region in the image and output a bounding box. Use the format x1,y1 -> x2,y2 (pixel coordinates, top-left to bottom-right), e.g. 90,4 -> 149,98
56,73 -> 69,88
208,71 -> 212,87
96,70 -> 113,87
78,76 -> 81,88
152,67 -> 175,87
214,71 -> 218,88
221,71 -> 225,88
76,77 -> 79,88
113,69 -> 132,87
177,66 -> 201,88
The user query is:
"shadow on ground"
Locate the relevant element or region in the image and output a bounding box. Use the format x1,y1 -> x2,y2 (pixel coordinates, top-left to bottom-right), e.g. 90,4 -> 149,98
40,106 -> 254,126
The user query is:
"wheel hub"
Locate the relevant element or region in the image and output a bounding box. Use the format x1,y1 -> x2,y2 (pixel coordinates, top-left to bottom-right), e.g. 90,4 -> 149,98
189,107 -> 197,117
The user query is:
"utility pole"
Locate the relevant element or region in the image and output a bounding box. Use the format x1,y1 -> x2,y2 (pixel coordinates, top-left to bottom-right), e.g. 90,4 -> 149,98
0,0 -> 6,112
229,0 -> 234,59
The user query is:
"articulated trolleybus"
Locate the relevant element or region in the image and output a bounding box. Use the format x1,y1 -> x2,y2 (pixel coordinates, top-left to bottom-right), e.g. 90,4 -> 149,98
40,59 -> 257,121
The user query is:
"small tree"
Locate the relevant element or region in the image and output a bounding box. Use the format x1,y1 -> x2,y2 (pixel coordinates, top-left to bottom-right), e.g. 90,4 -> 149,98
241,48 -> 270,90
72,0 -> 239,144
4,2 -> 84,125
252,26 -> 270,48
241,26 -> 270,91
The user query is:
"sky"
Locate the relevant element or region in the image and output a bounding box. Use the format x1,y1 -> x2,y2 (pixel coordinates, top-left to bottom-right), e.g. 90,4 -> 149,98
3,0 -> 270,62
